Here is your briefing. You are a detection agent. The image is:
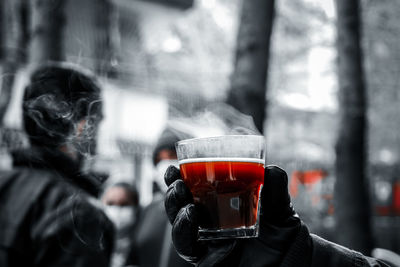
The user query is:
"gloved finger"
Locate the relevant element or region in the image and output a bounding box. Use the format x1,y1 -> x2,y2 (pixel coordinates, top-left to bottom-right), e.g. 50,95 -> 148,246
165,179 -> 193,224
164,165 -> 181,186
172,204 -> 206,263
260,165 -> 295,224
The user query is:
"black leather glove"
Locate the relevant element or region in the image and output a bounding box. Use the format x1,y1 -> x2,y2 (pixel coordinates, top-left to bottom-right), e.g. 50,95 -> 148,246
164,165 -> 302,267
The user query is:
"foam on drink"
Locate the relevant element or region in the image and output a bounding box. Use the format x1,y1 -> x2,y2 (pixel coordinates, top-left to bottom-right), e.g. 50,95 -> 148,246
179,157 -> 264,165
179,157 -> 264,230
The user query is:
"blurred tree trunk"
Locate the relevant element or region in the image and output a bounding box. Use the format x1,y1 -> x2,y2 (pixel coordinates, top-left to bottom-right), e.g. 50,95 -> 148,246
0,0 -> 28,125
29,0 -> 66,63
94,0 -> 120,77
0,0 -> 4,61
226,0 -> 275,133
334,0 -> 373,255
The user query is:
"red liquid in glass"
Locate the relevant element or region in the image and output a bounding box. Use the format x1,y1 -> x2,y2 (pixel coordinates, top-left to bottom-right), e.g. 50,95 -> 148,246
180,158 -> 264,230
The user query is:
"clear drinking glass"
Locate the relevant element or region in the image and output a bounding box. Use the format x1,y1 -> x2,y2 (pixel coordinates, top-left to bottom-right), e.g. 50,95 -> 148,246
175,135 -> 265,240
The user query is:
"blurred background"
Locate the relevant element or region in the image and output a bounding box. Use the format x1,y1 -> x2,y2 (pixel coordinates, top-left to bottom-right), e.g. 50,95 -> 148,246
0,0 -> 399,258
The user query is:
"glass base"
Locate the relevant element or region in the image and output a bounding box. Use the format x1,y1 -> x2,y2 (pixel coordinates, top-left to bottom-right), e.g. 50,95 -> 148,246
198,224 -> 259,240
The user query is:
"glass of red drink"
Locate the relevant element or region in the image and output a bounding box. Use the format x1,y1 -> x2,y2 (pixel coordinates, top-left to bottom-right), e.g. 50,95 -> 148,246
176,135 -> 265,240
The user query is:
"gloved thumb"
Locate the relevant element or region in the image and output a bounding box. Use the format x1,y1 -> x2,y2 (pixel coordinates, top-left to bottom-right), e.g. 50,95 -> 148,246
260,165 -> 296,225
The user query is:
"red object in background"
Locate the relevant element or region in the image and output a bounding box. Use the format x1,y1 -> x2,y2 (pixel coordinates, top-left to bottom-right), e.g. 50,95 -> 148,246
374,181 -> 400,216
180,160 -> 264,230
321,194 -> 334,215
289,169 -> 328,198
392,181 -> 400,215
375,206 -> 391,216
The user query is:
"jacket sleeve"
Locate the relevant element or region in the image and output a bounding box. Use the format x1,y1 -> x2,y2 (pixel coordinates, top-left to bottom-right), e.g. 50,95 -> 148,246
30,186 -> 114,267
279,223 -> 389,267
310,234 -> 389,267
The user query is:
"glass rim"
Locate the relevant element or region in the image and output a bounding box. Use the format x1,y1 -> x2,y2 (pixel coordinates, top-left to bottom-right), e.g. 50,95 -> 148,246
175,134 -> 265,146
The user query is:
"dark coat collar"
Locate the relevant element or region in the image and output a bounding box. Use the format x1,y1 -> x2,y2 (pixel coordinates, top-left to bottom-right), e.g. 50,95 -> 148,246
12,146 -> 101,197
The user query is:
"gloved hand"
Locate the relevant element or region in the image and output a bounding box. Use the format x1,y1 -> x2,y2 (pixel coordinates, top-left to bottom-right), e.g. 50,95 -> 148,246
164,165 -> 303,267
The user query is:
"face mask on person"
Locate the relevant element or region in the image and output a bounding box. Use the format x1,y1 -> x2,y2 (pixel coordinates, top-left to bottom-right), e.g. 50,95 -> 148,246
104,205 -> 136,231
154,159 -> 179,193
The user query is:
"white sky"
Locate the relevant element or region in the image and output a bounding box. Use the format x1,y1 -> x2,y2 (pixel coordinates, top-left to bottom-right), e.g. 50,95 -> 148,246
278,0 -> 337,112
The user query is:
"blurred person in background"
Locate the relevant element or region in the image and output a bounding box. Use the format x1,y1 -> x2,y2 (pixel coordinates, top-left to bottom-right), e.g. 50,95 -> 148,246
151,127 -> 183,198
125,126 -> 192,267
102,182 -> 140,267
0,63 -> 114,267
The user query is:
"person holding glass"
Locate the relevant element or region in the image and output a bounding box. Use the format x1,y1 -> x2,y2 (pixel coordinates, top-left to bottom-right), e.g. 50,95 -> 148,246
164,135 -> 388,267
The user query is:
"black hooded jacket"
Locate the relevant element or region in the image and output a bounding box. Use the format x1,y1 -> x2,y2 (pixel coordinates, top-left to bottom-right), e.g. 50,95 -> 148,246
0,147 -> 114,267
